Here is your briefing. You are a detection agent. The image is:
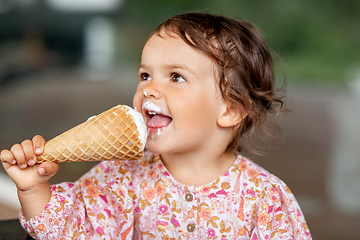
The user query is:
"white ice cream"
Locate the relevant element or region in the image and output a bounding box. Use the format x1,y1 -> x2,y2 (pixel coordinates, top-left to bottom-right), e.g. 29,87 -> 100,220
142,101 -> 162,114
87,115 -> 97,121
125,105 -> 147,149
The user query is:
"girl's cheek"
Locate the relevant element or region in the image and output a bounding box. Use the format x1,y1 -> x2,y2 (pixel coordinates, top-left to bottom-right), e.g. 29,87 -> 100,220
132,91 -> 143,113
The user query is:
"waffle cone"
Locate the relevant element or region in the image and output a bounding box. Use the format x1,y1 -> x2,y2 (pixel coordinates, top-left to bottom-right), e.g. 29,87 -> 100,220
36,105 -> 145,163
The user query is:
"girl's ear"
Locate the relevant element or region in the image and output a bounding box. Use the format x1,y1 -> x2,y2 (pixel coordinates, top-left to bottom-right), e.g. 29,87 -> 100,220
217,102 -> 246,128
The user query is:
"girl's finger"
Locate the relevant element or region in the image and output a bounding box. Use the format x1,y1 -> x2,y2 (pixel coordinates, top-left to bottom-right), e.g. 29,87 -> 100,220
32,135 -> 45,155
10,144 -> 27,169
1,159 -> 11,171
21,139 -> 36,166
38,162 -> 59,177
0,149 -> 16,166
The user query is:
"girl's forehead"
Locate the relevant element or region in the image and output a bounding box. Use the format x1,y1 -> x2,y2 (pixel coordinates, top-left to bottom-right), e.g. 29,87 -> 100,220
144,29 -> 220,66
144,36 -> 205,63
142,35 -> 189,59
145,31 -> 181,47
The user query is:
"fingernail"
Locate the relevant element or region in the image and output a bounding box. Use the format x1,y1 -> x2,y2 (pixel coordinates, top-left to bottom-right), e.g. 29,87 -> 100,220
39,168 -> 45,175
20,164 -> 27,169
35,148 -> 42,154
28,159 -> 35,166
12,159 -> 16,164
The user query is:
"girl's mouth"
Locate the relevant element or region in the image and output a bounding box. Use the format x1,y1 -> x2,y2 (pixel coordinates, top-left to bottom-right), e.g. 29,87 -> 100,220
142,102 -> 173,134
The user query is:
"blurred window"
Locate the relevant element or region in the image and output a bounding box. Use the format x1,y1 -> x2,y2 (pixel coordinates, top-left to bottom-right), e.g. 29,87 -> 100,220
46,0 -> 121,12
0,0 -> 15,14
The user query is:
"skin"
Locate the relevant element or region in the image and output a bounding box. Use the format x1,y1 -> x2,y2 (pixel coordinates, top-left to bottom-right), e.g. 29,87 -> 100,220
0,135 -> 59,220
133,32 -> 243,187
0,30 -> 243,221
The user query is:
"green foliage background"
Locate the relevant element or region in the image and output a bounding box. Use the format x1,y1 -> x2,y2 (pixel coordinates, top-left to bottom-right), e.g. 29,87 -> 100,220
113,0 -> 360,86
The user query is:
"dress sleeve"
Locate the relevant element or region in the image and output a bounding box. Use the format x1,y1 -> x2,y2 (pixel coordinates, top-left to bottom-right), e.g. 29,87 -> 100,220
19,161 -> 134,239
250,178 -> 312,240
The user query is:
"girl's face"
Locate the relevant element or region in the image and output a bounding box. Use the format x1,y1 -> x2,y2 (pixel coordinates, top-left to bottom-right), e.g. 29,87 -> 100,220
133,32 -> 228,155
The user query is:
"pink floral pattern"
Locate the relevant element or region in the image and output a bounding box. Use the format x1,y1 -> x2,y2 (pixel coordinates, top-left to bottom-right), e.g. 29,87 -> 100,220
20,154 -> 311,239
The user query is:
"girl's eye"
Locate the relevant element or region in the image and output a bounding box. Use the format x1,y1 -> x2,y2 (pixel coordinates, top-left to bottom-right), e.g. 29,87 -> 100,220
140,72 -> 152,81
171,73 -> 185,83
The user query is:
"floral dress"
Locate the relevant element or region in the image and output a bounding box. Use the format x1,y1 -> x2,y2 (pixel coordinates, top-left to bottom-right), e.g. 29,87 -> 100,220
20,153 -> 312,239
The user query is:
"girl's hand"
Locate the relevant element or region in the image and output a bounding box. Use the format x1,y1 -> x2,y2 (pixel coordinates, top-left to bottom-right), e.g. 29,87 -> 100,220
0,135 -> 59,192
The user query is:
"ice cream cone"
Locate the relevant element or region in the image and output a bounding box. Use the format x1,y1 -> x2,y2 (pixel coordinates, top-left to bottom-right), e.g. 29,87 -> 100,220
36,105 -> 147,163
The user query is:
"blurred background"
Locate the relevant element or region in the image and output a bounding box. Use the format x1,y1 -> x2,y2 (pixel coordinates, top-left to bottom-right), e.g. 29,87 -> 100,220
0,0 -> 359,239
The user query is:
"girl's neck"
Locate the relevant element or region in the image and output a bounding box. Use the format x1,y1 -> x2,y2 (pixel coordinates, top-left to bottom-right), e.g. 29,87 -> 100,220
160,150 -> 236,187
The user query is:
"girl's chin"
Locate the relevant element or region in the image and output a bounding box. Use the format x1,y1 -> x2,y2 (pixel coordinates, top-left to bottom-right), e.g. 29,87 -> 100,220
144,143 -> 161,155
145,136 -> 168,155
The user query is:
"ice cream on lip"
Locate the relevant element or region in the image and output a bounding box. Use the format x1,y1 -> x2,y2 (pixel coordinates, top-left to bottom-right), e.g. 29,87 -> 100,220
142,101 -> 173,133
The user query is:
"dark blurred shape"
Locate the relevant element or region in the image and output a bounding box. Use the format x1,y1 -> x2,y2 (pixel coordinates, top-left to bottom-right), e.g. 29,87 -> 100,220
0,219 -> 32,240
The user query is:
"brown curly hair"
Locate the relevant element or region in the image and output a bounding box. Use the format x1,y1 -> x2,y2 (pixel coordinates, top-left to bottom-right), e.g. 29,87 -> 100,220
153,12 -> 285,153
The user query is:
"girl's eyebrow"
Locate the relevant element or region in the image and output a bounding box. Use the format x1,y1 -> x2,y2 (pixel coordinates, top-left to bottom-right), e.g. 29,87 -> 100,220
138,64 -> 146,71
139,63 -> 195,71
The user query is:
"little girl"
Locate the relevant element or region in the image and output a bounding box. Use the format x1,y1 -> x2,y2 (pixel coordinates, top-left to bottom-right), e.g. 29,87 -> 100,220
1,12 -> 311,239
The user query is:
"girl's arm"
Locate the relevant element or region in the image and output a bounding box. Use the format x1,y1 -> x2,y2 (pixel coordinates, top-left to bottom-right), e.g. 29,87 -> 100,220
0,135 -> 59,220
253,179 -> 312,239
20,161 -> 135,239
17,167 -> 55,220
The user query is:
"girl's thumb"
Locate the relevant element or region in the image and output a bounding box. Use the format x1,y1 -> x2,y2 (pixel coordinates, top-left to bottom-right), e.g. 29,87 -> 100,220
38,162 -> 59,177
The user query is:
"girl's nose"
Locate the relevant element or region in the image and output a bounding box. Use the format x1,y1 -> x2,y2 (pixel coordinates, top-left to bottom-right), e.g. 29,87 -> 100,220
143,81 -> 162,99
